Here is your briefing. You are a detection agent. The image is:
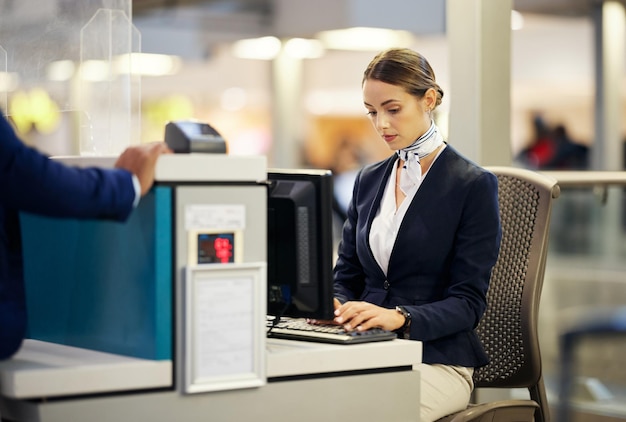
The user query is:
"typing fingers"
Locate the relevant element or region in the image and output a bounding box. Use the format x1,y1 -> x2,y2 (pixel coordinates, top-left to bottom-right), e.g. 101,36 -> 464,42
334,301 -> 383,331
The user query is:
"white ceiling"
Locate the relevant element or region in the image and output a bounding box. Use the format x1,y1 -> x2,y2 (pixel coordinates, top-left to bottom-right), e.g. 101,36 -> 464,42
130,0 -> 618,60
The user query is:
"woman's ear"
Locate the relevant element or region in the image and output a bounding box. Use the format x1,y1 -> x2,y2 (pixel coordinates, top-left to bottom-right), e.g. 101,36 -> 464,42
424,88 -> 437,111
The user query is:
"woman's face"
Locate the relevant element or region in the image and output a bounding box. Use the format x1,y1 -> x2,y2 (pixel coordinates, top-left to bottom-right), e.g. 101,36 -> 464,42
363,78 -> 433,151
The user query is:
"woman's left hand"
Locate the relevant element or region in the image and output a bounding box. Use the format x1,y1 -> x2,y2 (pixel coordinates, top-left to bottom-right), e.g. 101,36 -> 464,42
334,300 -> 405,332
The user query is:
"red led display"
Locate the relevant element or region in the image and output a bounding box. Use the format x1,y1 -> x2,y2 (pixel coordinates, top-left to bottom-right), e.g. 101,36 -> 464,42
197,233 -> 235,264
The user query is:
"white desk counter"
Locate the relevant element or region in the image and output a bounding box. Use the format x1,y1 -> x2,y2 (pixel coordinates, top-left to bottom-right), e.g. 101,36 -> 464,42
0,340 -> 172,399
267,337 -> 422,378
1,338 -> 422,422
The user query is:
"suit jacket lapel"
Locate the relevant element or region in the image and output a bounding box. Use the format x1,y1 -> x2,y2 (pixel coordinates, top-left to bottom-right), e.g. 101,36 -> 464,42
364,155 -> 397,279
389,145 -> 454,268
365,155 -> 397,227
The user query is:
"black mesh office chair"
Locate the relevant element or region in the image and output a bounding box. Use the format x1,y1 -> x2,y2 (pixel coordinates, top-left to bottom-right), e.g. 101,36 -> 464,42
437,166 -> 560,422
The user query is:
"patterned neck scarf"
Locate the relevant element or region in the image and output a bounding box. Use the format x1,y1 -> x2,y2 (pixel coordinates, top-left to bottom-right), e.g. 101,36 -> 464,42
396,121 -> 444,194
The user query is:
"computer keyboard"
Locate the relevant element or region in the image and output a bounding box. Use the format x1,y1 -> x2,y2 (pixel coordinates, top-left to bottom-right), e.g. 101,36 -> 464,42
266,317 -> 397,345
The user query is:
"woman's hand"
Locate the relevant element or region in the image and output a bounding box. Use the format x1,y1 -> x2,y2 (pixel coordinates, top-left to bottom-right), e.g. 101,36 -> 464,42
306,298 -> 345,326
334,300 -> 405,332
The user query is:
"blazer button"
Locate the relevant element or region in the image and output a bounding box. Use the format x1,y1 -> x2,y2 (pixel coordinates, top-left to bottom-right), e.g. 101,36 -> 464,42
383,280 -> 390,290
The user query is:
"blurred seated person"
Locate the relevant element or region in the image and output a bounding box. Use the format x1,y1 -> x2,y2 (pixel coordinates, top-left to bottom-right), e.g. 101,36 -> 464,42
517,116 -> 588,170
544,125 -> 589,170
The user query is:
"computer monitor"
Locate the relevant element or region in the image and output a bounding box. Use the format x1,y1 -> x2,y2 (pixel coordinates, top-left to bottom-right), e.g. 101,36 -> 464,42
266,168 -> 335,321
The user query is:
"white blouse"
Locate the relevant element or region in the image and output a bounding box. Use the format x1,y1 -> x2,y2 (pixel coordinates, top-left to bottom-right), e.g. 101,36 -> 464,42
369,145 -> 446,275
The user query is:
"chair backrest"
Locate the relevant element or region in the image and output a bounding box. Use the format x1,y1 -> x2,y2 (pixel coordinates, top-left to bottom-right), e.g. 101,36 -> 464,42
475,167 -> 560,422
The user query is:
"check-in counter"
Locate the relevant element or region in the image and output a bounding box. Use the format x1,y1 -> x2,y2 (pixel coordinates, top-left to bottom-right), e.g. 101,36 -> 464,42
0,337 -> 422,422
0,154 -> 423,422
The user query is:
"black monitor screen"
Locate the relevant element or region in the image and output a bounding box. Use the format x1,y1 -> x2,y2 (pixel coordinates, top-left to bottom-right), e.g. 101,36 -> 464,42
267,168 -> 335,320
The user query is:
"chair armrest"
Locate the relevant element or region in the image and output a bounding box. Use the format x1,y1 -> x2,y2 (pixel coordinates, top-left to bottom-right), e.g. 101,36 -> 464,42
437,400 -> 539,422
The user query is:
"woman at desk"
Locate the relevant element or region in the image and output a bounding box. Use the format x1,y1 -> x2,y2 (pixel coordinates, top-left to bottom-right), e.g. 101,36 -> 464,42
332,48 -> 502,421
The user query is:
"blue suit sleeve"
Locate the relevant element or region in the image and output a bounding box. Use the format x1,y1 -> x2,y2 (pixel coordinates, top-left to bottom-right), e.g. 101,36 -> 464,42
0,114 -> 134,221
0,113 -> 136,360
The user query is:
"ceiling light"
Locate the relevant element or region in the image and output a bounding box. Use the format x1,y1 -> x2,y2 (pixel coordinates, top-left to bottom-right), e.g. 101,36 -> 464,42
79,60 -> 111,82
232,36 -> 282,60
283,38 -> 325,59
317,27 -> 414,51
116,53 -> 181,76
47,60 -> 75,81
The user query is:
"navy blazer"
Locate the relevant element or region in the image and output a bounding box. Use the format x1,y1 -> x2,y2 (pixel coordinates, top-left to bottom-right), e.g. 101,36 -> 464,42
0,114 -> 136,359
334,145 -> 502,367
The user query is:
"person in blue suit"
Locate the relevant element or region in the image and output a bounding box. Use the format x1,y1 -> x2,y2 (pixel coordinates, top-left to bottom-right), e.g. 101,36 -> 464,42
0,112 -> 170,360
332,49 -> 502,421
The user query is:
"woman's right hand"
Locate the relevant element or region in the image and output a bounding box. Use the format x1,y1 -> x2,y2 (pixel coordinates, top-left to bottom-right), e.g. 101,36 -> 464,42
307,298 -> 344,326
334,299 -> 405,332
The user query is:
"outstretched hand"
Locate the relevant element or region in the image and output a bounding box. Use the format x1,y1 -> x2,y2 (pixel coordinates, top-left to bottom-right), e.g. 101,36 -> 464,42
115,142 -> 172,195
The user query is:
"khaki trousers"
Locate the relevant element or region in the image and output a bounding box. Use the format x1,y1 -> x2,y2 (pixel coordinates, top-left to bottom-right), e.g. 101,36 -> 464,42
416,363 -> 474,422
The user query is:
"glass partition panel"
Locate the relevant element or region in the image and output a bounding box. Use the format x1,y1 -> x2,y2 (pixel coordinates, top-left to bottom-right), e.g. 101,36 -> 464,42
0,0 -> 138,156
79,8 -> 141,155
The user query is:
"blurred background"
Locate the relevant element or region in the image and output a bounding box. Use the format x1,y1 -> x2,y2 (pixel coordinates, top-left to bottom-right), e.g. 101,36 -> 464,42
2,0 -> 626,419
